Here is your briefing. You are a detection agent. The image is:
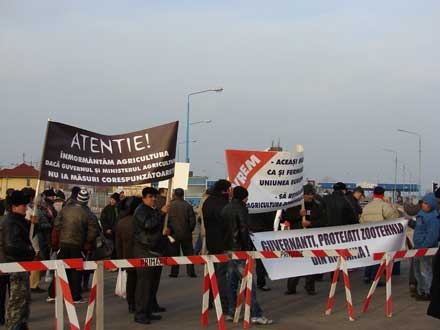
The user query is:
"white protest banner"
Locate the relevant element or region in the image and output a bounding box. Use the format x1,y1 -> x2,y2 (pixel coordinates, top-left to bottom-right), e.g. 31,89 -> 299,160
158,162 -> 190,190
225,149 -> 304,214
252,218 -> 407,280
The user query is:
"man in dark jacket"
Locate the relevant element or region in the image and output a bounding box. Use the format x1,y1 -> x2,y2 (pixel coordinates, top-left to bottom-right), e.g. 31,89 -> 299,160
202,179 -> 231,314
53,188 -> 98,303
222,186 -> 273,325
132,187 -> 169,325
0,198 -> 7,325
100,192 -> 120,241
346,186 -> 364,220
323,182 -> 357,226
168,188 -> 196,277
284,184 -> 326,295
115,197 -> 143,314
2,190 -> 35,330
248,211 -> 276,291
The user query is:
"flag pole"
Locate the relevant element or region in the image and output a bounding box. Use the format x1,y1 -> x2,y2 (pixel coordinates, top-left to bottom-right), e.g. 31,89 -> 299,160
30,119 -> 51,238
295,144 -> 307,228
163,178 -> 175,243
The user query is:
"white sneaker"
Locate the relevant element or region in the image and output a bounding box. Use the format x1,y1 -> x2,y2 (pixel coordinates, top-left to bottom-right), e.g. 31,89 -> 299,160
73,298 -> 87,304
225,315 -> 234,322
46,297 -> 55,303
251,316 -> 273,325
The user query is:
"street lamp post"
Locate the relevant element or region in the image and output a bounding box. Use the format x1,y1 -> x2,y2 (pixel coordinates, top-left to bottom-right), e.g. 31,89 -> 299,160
177,140 -> 197,162
397,129 -> 422,197
186,88 -> 223,163
383,148 -> 398,202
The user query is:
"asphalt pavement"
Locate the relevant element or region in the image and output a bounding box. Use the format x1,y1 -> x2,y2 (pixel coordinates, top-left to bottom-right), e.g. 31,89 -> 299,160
19,261 -> 440,330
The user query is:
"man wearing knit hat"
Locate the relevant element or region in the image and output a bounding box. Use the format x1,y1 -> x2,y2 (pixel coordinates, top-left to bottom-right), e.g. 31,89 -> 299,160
53,188 -> 98,303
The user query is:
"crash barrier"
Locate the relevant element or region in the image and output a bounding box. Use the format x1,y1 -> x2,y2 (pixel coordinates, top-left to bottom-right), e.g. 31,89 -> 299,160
362,247 -> 439,318
0,259 -> 84,330
0,249 -> 357,330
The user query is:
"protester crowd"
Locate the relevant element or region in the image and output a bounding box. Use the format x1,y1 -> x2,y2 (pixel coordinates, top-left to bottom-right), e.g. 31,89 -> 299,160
0,180 -> 439,329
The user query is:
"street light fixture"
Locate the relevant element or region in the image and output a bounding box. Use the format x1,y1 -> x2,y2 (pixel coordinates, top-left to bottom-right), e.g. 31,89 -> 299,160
397,128 -> 422,197
190,119 -> 212,125
178,140 -> 197,162
383,148 -> 398,202
186,88 -> 223,163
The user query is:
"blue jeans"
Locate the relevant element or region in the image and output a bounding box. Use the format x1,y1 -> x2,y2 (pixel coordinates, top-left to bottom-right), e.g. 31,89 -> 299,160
413,256 -> 433,295
227,259 -> 262,318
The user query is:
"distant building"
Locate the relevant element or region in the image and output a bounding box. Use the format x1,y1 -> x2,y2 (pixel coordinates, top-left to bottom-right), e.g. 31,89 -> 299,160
0,163 -> 39,197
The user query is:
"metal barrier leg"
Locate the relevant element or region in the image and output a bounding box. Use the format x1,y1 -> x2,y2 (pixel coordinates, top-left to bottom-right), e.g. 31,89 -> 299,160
96,261 -> 105,330
206,261 -> 226,330
340,257 -> 355,321
84,268 -> 98,330
234,258 -> 249,323
201,263 -> 210,327
361,258 -> 386,313
243,257 -> 254,329
56,260 -> 80,330
55,266 -> 64,330
385,253 -> 393,318
325,256 -> 341,315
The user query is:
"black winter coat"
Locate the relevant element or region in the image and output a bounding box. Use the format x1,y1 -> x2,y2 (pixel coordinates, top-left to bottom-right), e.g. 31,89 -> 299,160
1,212 -> 35,262
100,204 -> 118,239
168,198 -> 196,241
323,191 -> 357,226
221,199 -> 251,251
54,201 -> 98,248
248,211 -> 277,232
202,192 -> 229,254
133,203 -> 164,256
427,249 -> 440,319
283,199 -> 326,229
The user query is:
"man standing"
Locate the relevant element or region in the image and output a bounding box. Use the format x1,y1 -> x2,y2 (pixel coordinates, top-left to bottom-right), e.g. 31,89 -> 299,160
100,192 -> 120,242
2,190 -> 35,330
360,186 -> 400,283
115,197 -> 143,313
53,188 -> 98,303
202,179 -> 231,313
248,211 -> 276,291
168,188 -> 196,278
323,182 -> 357,226
346,186 -> 364,220
133,187 -> 169,325
222,186 -> 273,325
284,184 -> 326,295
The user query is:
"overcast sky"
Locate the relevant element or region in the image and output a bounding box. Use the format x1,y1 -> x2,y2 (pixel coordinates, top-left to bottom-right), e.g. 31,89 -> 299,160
1,1 -> 439,190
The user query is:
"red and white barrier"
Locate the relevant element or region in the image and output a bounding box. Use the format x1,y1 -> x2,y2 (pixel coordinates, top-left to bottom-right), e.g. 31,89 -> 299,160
0,247 -> 364,330
201,263 -> 210,327
243,257 -> 254,329
361,247 -> 439,318
361,258 -> 386,313
233,258 -> 250,323
325,256 -> 354,321
206,261 -> 226,330
84,268 -> 98,330
55,260 -> 81,330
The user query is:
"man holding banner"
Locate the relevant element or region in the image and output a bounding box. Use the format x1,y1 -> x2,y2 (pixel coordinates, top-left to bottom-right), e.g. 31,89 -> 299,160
283,184 -> 326,295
